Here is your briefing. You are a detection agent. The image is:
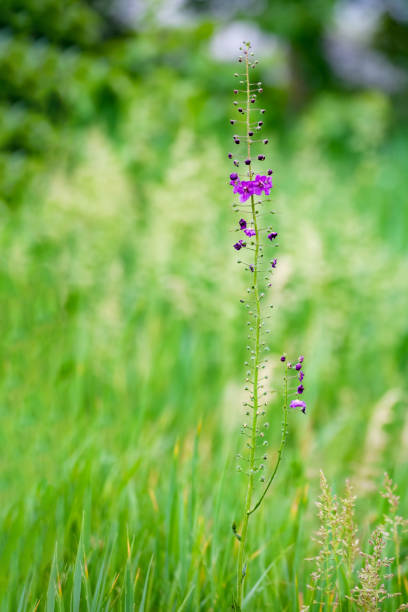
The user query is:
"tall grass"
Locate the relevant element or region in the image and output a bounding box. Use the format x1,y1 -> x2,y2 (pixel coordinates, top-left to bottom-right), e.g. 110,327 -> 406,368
1,91 -> 408,608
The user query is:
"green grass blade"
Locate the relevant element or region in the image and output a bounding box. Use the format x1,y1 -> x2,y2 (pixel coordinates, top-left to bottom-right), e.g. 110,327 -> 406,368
71,523 -> 84,612
46,544 -> 58,612
138,556 -> 153,612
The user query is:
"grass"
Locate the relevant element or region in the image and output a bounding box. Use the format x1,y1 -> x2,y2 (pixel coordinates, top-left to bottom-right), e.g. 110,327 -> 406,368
1,91 -> 408,609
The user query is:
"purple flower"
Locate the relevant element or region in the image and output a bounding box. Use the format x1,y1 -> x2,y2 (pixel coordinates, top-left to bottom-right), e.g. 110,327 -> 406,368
280,355 -> 286,362
268,232 -> 278,241
297,384 -> 304,394
290,399 -> 306,414
267,169 -> 273,175
253,175 -> 272,196
299,355 -> 304,363
245,159 -> 251,165
244,228 -> 256,237
271,258 -> 277,268
230,172 -> 238,184
257,154 -> 265,161
233,240 -> 246,251
295,363 -> 302,371
234,180 -> 254,203
228,153 -> 232,159
299,371 -> 304,382
239,218 -> 247,230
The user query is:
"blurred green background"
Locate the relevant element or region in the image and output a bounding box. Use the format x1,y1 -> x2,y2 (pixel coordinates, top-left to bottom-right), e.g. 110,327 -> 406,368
1,0 -> 408,609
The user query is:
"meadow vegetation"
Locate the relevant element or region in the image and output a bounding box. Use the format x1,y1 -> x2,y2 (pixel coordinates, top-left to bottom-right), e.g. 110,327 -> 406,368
1,4 -> 408,610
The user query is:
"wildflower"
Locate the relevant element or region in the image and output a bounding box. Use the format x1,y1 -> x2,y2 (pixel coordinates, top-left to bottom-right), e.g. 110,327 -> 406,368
267,169 -> 273,175
235,181 -> 254,203
268,232 -> 278,241
297,384 -> 304,394
245,159 -> 251,165
280,356 -> 286,362
290,399 -> 306,413
239,218 -> 247,230
299,371 -> 304,382
263,139 -> 268,144
295,363 -> 302,371
271,258 -> 277,268
244,228 -> 256,237
234,240 -> 246,251
299,355 -> 304,363
253,175 -> 272,196
230,172 -> 239,183
258,154 -> 265,161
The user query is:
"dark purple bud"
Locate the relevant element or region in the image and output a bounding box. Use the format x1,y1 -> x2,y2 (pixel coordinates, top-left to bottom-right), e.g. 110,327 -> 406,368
297,384 -> 304,394
251,98 -> 256,103
258,154 -> 265,161
271,258 -> 277,268
280,355 -> 286,362
258,88 -> 263,93
258,121 -> 263,126
234,139 -> 240,144
228,153 -> 232,159
238,108 -> 243,113
299,355 -> 304,363
230,119 -> 236,125
263,139 -> 268,144
248,131 -> 254,136
295,363 -> 302,371
244,159 -> 251,165
233,240 -> 246,251
238,58 -> 242,63
268,232 -> 278,241
260,109 -> 265,114
230,172 -> 238,181
233,89 -> 238,94
233,160 -> 239,167
299,371 -> 304,382
239,218 -> 247,230
267,169 -> 273,175
249,265 -> 254,272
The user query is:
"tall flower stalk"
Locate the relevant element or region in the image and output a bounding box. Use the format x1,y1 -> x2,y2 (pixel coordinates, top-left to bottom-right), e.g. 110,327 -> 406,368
229,42 -> 306,610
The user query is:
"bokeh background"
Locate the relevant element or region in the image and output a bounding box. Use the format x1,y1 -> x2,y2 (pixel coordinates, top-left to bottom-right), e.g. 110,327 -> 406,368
1,0 -> 408,609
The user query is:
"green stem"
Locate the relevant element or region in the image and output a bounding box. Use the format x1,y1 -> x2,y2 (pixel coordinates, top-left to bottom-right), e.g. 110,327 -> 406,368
248,364 -> 288,516
236,45 -> 260,611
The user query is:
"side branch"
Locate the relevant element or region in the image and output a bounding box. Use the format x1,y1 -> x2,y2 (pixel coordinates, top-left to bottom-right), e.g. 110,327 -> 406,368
247,365 -> 288,516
